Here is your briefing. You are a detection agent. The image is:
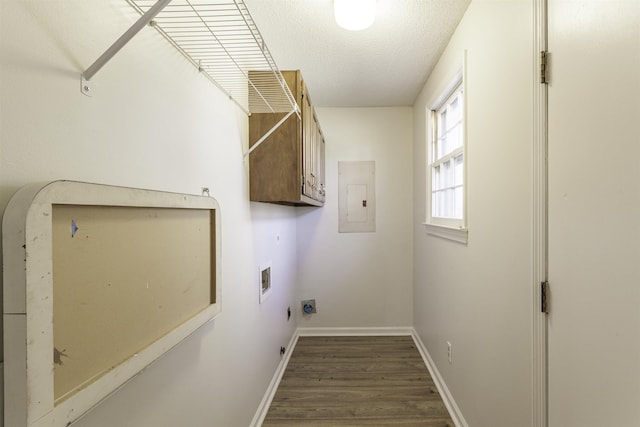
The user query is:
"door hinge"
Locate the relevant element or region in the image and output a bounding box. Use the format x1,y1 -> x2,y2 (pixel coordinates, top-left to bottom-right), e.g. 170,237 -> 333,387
541,280 -> 549,313
540,51 -> 549,84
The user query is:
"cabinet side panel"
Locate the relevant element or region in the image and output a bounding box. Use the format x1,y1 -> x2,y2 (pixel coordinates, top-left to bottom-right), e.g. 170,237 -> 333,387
249,71 -> 302,203
249,114 -> 300,202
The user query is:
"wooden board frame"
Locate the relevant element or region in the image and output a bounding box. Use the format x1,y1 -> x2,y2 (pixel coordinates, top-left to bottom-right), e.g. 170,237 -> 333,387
2,181 -> 222,427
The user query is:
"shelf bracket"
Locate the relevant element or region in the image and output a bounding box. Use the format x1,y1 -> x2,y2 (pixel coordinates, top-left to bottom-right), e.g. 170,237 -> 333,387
81,0 -> 173,96
243,107 -> 298,158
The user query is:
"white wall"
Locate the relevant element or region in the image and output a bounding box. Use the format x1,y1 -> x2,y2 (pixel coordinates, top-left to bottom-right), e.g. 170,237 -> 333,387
0,1 -> 298,425
297,107 -> 414,328
412,1 -> 534,426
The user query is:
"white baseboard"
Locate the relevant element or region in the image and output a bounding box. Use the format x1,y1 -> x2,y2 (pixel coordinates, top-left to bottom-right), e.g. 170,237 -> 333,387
410,328 -> 468,427
297,326 -> 414,336
251,327 -> 467,427
1,361 -> 3,427
249,332 -> 299,427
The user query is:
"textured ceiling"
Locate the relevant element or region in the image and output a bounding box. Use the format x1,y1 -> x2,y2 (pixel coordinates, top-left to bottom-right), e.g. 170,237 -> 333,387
243,0 -> 471,107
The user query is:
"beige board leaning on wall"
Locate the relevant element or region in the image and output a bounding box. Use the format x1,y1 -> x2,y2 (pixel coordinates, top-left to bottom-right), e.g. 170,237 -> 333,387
2,180 -> 222,427
52,205 -> 215,403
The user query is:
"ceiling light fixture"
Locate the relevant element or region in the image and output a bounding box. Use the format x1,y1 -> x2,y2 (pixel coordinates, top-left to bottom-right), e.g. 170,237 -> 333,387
334,0 -> 377,31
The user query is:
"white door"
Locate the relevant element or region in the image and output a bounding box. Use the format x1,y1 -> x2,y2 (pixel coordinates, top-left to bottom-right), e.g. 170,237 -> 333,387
547,1 -> 640,426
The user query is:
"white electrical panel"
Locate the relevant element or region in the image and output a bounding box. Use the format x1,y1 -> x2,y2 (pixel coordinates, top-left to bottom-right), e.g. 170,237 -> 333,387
338,161 -> 376,233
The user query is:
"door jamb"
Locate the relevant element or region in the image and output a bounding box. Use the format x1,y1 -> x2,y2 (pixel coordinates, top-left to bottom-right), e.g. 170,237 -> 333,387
532,0 -> 548,425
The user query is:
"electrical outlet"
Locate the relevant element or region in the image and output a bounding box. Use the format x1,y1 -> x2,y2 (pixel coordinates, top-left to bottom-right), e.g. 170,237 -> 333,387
447,341 -> 452,364
280,346 -> 286,356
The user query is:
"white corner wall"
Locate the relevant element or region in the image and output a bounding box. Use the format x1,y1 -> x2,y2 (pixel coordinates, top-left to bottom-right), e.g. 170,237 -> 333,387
0,1 -> 298,426
297,107 -> 414,328
412,1 -> 534,426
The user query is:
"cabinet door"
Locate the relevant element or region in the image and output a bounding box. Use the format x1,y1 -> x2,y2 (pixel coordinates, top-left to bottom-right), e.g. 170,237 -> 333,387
316,119 -> 325,202
301,84 -> 315,199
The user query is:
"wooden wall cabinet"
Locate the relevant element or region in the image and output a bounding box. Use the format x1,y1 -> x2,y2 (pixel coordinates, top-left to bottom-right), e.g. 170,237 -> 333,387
249,70 -> 326,206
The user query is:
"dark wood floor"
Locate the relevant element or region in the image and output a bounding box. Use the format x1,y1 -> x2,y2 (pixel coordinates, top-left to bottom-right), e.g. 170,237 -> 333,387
262,335 -> 455,426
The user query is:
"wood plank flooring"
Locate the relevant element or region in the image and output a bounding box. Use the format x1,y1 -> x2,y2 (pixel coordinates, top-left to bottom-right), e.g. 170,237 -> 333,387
262,336 -> 455,427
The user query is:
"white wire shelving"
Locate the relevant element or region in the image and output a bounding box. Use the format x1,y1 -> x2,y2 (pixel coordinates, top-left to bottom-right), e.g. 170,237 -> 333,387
82,0 -> 299,118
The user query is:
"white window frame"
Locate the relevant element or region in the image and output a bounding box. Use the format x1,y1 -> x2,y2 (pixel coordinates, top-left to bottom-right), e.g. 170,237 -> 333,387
424,62 -> 468,244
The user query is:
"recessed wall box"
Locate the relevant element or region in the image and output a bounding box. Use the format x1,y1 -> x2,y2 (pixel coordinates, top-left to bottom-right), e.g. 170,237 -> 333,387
259,262 -> 273,303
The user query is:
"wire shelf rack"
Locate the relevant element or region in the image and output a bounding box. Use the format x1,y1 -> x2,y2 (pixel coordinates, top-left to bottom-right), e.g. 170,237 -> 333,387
126,0 -> 298,116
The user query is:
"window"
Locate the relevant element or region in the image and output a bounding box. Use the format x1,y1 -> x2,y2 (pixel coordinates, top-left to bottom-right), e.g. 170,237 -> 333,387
425,74 -> 467,243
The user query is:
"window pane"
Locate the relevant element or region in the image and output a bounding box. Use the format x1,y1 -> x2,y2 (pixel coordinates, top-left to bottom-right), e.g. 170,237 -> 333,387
454,187 -> 463,219
433,185 -> 464,220
454,154 -> 463,185
428,81 -> 464,223
452,123 -> 462,151
443,160 -> 451,188
432,190 -> 440,217
440,190 -> 447,218
448,98 -> 458,131
431,192 -> 436,217
438,110 -> 447,159
453,94 -> 462,122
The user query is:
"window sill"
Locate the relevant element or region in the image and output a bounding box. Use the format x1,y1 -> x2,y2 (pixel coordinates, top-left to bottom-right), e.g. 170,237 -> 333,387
423,223 -> 468,244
